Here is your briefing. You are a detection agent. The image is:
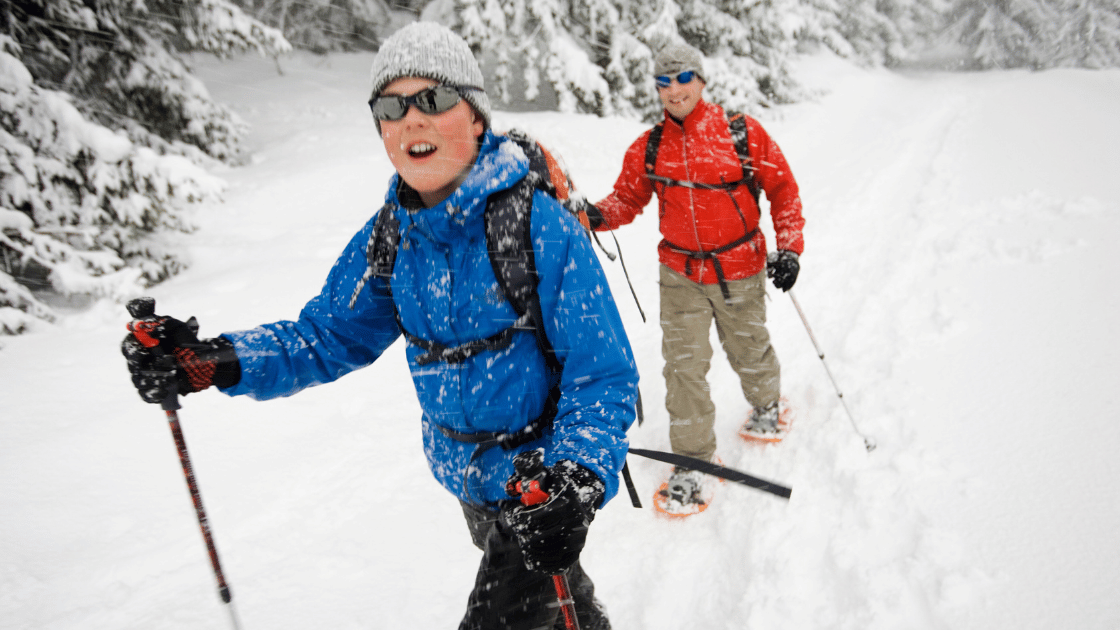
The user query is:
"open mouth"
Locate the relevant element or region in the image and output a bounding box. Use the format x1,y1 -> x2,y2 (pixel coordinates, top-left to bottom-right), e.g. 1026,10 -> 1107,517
407,142 -> 437,158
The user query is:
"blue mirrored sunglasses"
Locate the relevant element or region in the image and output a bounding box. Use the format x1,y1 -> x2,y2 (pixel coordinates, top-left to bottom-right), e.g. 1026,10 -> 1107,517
655,71 -> 696,89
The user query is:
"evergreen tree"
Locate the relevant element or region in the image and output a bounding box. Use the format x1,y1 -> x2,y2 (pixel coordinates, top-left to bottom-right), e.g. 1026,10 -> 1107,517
455,0 -> 627,117
231,0 -> 398,53
943,0 -> 1061,68
1055,0 -> 1120,68
0,1 -> 289,334
673,0 -> 800,111
445,0 -> 944,121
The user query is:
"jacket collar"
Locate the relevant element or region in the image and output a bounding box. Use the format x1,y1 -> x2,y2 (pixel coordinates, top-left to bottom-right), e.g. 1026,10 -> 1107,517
386,130 -> 529,246
662,98 -> 720,133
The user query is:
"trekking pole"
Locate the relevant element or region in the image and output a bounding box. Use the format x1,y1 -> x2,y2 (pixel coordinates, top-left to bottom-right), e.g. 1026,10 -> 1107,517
506,452 -> 582,630
787,291 -> 877,452
126,298 -> 245,630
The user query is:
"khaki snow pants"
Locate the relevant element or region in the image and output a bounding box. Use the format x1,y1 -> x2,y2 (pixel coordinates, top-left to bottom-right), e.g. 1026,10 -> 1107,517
660,265 -> 780,462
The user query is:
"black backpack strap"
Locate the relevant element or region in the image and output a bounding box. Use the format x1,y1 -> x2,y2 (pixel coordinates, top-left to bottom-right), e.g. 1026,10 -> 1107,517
643,123 -> 665,192
349,203 -> 400,309
485,167 -> 563,376
505,129 -> 555,196
403,311 -> 532,365
727,112 -> 760,203
642,115 -> 759,200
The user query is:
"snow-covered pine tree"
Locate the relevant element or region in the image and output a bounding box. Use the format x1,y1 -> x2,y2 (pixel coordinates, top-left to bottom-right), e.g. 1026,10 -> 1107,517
454,0 -> 627,118
230,0 -> 398,53
943,0 -> 1062,68
943,0 -> 1120,69
828,0 -> 908,64
676,0 -> 810,111
452,0 -> 822,121
446,0 -> 941,122
882,0 -> 953,58
1054,0 -> 1120,68
0,1 -> 289,335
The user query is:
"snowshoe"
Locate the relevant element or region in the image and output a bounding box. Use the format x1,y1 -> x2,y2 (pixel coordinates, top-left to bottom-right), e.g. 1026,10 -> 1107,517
653,466 -> 716,518
738,398 -> 794,444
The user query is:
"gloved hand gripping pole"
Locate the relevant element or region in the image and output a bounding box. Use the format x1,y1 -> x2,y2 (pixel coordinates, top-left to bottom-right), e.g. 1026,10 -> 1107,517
126,297 -> 245,629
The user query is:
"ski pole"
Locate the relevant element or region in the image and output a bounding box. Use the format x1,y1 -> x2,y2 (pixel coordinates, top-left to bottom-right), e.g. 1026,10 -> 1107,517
506,452 -> 582,630
787,291 -> 877,452
126,298 -> 244,630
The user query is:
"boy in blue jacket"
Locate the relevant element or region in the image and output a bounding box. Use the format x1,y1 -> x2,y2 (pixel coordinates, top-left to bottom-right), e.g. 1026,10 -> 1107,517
122,23 -> 638,630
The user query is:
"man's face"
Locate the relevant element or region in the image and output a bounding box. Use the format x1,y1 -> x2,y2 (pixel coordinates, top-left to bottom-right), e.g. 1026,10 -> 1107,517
378,77 -> 484,207
657,72 -> 704,120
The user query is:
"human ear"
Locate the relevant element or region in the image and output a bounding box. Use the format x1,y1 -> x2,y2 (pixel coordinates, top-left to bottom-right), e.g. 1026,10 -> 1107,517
471,111 -> 484,138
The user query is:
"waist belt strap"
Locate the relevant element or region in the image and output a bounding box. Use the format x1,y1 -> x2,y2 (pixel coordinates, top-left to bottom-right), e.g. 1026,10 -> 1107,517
665,226 -> 759,301
438,414 -> 551,452
438,386 -> 560,504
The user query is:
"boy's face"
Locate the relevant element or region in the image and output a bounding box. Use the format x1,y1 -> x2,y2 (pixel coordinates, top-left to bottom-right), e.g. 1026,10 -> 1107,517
657,73 -> 704,120
379,77 -> 485,207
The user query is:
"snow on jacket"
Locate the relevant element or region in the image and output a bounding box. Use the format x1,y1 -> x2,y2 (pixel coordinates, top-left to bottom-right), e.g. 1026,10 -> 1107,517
217,130 -> 639,509
594,100 -> 805,284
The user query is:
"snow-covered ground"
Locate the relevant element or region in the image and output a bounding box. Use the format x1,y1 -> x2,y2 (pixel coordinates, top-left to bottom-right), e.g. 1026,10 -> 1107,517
3,50 -> 1119,630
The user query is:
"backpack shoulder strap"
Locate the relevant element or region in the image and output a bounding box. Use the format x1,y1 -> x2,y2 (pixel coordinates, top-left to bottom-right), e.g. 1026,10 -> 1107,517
504,129 -> 554,190
727,112 -> 760,203
368,203 -> 401,284
348,203 -> 400,309
644,122 -> 665,179
484,177 -> 561,374
504,129 -> 595,231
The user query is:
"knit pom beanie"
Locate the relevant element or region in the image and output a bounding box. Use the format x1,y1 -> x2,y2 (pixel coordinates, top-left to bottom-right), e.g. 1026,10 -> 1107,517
369,22 -> 491,129
653,41 -> 706,83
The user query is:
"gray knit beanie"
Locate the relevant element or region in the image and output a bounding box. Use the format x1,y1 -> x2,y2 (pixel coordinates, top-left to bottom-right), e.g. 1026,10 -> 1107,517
653,41 -> 706,83
369,22 -> 491,129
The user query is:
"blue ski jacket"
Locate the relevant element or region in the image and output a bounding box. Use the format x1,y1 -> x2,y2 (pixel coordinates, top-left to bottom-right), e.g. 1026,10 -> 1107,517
218,130 -> 639,508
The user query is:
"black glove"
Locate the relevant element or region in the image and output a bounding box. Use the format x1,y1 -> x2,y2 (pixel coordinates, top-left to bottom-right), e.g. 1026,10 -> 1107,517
122,302 -> 240,404
767,250 -> 800,292
583,202 -> 606,230
501,451 -> 605,574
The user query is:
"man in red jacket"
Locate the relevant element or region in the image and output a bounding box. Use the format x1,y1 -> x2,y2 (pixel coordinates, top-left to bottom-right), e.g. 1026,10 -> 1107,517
588,41 -> 805,513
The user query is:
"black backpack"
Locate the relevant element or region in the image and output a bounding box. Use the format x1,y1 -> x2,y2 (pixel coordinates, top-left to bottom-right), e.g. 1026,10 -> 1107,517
350,129 -> 588,371
347,130 -> 644,504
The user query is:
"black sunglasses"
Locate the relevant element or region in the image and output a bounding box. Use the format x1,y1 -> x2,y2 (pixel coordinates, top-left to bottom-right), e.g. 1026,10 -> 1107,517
655,71 -> 696,89
368,85 -> 480,122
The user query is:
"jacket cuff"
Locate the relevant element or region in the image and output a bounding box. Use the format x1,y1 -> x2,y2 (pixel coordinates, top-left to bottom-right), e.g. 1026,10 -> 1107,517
207,336 -> 242,389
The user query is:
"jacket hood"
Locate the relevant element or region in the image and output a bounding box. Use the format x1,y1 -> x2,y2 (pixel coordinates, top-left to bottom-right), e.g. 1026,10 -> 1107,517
385,130 -> 530,247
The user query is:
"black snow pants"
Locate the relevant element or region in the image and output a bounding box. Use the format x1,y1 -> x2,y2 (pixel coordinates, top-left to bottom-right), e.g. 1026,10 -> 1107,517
458,501 -> 610,630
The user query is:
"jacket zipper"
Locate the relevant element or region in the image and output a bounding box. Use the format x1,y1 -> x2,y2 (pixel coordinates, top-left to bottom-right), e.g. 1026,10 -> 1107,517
680,124 -> 706,283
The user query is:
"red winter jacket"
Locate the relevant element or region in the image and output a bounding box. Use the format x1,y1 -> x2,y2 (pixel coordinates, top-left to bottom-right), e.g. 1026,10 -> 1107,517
594,100 -> 805,285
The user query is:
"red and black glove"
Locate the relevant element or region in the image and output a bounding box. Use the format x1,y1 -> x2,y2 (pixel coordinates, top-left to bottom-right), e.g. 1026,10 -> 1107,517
767,250 -> 800,292
122,299 -> 240,404
501,450 -> 605,574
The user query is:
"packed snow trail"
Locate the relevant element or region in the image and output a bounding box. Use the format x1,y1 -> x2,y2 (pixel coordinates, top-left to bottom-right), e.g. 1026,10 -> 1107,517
2,51 -> 1119,630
